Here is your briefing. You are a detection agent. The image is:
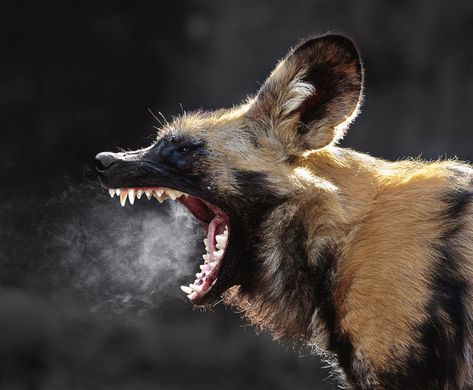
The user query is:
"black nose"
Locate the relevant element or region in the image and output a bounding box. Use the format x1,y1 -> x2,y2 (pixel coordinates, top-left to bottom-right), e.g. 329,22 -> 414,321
95,152 -> 117,172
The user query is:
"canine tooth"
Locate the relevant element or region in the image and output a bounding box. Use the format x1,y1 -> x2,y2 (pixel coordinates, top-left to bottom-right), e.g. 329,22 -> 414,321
180,285 -> 193,295
145,190 -> 153,199
109,189 -> 115,197
202,254 -> 210,262
136,189 -> 143,199
128,189 -> 135,205
115,189 -> 121,196
214,249 -> 224,259
120,190 -> 128,206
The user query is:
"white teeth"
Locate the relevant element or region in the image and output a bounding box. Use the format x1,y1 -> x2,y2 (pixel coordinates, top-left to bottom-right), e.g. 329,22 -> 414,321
202,254 -> 210,262
210,262 -> 216,269
223,228 -> 229,237
188,292 -> 197,300
180,285 -> 193,295
111,187 -> 187,205
190,284 -> 201,293
120,190 -> 128,207
195,272 -> 202,278
216,234 -> 227,250
214,249 -> 224,259
199,265 -> 206,271
128,189 -> 135,205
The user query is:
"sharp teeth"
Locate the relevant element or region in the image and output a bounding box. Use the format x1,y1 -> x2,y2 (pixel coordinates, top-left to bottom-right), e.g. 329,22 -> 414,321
109,189 -> 115,197
155,189 -> 164,197
202,254 -> 210,262
120,189 -> 128,206
128,189 -> 135,205
145,190 -> 153,199
210,262 -> 216,269
180,285 -> 193,295
195,272 -> 202,278
190,284 -> 201,293
136,189 -> 143,199
199,265 -> 206,271
115,189 -> 121,196
214,249 -> 224,259
223,228 -> 228,237
188,292 -> 197,300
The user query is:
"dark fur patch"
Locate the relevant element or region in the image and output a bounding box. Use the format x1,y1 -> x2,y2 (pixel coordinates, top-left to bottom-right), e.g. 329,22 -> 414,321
308,246 -> 358,386
444,189 -> 473,221
232,170 -> 284,211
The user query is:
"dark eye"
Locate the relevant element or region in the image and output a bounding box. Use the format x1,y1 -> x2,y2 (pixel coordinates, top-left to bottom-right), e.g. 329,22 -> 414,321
176,145 -> 190,154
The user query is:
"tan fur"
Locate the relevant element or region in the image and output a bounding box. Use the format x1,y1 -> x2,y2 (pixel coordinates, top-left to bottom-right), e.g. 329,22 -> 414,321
151,35 -> 473,388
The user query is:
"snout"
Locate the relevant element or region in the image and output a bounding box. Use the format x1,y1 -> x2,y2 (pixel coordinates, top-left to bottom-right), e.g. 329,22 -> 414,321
95,152 -> 118,173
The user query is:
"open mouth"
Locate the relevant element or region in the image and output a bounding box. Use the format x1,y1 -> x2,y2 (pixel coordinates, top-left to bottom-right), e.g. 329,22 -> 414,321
107,187 -> 230,303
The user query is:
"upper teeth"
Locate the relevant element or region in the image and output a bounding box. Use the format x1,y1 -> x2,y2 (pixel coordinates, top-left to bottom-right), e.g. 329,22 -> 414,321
108,187 -> 185,207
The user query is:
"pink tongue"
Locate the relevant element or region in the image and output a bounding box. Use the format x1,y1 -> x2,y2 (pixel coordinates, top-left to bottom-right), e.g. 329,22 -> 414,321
207,216 -> 225,256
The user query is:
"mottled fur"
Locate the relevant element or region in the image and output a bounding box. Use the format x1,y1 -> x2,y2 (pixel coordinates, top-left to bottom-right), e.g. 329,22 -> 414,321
100,35 -> 473,389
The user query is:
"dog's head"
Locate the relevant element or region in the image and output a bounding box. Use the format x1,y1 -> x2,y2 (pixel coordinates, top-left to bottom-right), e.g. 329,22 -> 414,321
95,34 -> 363,305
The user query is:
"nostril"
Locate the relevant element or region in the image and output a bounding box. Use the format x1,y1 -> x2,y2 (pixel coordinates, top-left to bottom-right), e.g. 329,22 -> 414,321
95,152 -> 117,172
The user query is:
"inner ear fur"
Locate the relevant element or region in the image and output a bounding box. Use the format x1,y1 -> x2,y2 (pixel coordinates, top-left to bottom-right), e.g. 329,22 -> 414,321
248,34 -> 364,155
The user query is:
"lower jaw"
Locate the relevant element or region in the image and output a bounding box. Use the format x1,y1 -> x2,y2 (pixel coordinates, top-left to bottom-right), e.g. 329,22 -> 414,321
106,186 -> 231,303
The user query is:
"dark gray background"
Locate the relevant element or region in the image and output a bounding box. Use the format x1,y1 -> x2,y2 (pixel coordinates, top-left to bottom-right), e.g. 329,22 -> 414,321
1,1 -> 472,389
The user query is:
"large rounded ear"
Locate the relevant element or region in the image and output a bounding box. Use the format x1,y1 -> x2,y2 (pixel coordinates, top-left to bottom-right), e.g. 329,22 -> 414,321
247,34 -> 363,156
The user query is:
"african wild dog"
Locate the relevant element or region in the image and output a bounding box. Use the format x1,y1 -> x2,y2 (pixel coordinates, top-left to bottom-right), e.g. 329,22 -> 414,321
95,34 -> 473,389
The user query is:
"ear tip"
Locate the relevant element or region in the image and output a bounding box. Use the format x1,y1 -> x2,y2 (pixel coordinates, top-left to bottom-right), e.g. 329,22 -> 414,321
297,33 -> 361,60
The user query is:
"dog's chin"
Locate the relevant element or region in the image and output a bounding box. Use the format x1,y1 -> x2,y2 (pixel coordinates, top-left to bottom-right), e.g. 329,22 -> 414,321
104,185 -> 240,305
